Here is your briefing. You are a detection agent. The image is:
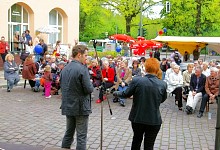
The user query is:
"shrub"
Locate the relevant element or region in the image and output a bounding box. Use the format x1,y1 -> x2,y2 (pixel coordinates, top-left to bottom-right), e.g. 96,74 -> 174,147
88,50 -> 124,58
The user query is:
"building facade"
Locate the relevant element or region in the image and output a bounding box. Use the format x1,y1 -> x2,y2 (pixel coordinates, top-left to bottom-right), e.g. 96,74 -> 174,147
0,0 -> 79,45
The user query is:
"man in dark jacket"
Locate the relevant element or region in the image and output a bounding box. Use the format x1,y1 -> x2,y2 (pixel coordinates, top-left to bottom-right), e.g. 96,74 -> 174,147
60,45 -> 94,150
185,66 -> 206,114
113,58 -> 167,150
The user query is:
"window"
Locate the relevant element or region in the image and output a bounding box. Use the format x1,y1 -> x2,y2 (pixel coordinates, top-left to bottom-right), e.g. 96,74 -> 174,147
8,4 -> 29,51
49,9 -> 63,44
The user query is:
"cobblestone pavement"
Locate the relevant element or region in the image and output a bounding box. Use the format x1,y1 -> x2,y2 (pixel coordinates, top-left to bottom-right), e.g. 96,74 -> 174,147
0,84 -> 217,150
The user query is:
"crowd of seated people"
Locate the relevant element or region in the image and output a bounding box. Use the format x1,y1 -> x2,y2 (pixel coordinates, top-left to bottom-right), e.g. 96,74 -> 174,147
3,44 -> 220,115
20,52 -> 67,98
163,54 -> 219,117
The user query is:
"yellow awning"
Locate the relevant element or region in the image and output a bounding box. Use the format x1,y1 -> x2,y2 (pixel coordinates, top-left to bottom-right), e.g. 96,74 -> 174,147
166,42 -> 206,55
152,36 -> 220,55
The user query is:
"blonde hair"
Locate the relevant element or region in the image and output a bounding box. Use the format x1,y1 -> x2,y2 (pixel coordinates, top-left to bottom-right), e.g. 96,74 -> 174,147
91,59 -> 98,65
44,65 -> 51,72
187,63 -> 194,69
5,53 -> 14,61
121,59 -> 128,66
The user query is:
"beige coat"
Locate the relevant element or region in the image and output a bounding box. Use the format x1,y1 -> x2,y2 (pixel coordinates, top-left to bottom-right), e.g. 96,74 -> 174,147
183,70 -> 192,87
115,67 -> 132,90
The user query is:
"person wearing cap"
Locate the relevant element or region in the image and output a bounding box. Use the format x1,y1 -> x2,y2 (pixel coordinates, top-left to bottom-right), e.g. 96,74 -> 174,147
113,58 -> 167,150
197,67 -> 219,118
131,60 -> 141,77
170,48 -> 182,65
0,36 -> 9,63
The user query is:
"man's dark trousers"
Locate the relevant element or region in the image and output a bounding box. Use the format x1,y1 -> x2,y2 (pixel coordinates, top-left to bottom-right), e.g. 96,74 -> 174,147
61,115 -> 89,150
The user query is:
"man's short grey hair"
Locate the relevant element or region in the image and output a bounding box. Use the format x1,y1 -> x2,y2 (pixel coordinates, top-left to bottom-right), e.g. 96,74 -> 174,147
173,64 -> 180,69
102,60 -> 109,65
210,67 -> 219,72
195,66 -> 202,71
202,62 -> 209,66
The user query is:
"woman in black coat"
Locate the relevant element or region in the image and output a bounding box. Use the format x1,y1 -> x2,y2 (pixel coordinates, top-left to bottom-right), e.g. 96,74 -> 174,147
113,58 -> 167,150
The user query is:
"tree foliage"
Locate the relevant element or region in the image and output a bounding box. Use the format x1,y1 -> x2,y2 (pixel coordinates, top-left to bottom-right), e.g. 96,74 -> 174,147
80,0 -> 125,41
79,0 -> 220,42
102,0 -> 158,34
160,0 -> 220,36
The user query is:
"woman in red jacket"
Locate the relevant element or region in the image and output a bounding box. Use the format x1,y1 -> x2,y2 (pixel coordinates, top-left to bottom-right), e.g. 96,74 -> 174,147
96,59 -> 115,103
101,59 -> 115,88
0,36 -> 9,63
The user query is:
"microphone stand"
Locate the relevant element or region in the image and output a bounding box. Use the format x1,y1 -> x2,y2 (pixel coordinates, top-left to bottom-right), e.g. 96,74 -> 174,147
92,39 -> 113,150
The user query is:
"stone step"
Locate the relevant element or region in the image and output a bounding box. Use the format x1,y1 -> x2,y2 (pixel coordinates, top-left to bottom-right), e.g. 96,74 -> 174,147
0,142 -> 43,150
43,148 -> 73,150
0,142 -> 74,150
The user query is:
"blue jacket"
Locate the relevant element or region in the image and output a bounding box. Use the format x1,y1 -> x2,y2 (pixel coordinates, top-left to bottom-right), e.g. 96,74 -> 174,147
4,61 -> 20,80
60,60 -> 94,116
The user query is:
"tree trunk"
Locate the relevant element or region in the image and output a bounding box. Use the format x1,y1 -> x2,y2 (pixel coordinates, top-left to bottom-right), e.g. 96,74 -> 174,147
125,16 -> 132,35
195,0 -> 202,36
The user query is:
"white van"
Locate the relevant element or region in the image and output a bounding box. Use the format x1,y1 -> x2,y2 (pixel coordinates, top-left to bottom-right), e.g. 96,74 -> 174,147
88,39 -> 116,52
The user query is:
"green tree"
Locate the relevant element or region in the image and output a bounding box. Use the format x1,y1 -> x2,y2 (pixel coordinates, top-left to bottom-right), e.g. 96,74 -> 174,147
102,0 -> 159,35
79,0 -> 125,41
160,0 -> 220,36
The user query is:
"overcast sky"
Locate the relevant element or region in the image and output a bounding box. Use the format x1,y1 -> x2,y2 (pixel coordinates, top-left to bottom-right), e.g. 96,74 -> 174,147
150,5 -> 163,18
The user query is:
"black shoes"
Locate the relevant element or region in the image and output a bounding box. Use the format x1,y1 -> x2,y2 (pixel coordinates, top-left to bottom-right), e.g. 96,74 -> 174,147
120,101 -> 125,107
110,88 -> 116,94
185,105 -> 193,115
113,97 -> 119,103
7,87 -> 11,92
197,112 -> 203,118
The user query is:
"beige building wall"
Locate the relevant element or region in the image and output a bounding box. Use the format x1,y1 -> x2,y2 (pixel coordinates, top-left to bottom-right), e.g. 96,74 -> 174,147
0,0 -> 79,45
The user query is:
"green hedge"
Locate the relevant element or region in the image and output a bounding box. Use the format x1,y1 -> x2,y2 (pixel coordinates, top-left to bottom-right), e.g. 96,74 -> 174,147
88,50 -> 124,58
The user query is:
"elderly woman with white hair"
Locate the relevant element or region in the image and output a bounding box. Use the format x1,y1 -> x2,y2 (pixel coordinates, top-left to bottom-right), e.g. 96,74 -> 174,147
166,64 -> 183,110
96,59 -> 115,103
197,67 -> 219,118
4,53 -> 20,92
202,62 -> 210,77
164,62 -> 177,82
185,66 -> 206,114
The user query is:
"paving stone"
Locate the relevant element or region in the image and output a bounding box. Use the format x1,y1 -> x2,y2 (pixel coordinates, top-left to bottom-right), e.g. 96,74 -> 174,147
0,85 -> 217,149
